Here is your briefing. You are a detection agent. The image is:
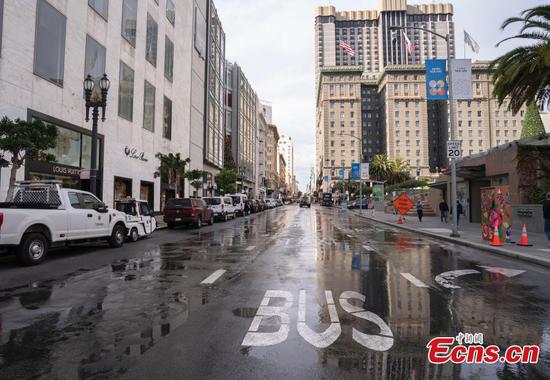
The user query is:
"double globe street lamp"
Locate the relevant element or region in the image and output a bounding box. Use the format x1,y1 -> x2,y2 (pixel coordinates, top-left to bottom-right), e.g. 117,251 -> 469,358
83,74 -> 110,196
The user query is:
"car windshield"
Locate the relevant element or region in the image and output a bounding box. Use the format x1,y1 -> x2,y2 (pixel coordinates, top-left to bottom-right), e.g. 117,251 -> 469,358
115,202 -> 137,215
204,198 -> 222,205
165,199 -> 192,208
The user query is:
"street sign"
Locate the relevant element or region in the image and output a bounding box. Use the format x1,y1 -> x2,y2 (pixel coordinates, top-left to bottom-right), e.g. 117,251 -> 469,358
80,168 -> 91,180
360,163 -> 370,180
323,176 -> 329,182
351,163 -> 360,180
447,140 -> 463,159
393,193 -> 414,215
338,169 -> 345,179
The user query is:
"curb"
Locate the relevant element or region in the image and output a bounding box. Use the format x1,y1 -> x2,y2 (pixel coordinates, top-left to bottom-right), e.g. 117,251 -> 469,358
353,211 -> 550,269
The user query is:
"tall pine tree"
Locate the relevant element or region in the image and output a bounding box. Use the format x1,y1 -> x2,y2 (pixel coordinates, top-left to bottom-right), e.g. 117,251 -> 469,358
521,103 -> 546,139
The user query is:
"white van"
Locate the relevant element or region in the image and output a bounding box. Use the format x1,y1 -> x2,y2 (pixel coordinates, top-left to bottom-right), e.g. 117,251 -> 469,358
204,196 -> 236,221
228,193 -> 248,216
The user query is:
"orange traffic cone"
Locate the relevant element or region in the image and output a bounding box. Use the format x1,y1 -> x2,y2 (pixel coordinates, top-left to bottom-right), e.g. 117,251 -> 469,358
490,225 -> 503,247
517,224 -> 533,247
397,216 -> 404,224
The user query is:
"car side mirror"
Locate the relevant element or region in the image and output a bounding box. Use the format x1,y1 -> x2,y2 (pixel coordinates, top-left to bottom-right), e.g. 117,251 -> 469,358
95,203 -> 109,213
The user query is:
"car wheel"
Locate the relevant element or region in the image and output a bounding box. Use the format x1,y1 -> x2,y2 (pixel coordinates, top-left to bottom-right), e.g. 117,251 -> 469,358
108,224 -> 126,248
195,216 -> 202,229
18,233 -> 48,266
208,214 -> 214,226
129,228 -> 139,242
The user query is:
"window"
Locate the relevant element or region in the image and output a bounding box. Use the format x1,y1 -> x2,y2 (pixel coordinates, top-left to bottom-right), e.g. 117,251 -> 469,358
0,0 -> 3,54
121,0 -> 137,46
143,81 -> 155,131
194,6 -> 207,58
164,37 -> 174,81
163,96 -> 172,139
145,14 -> 158,66
34,0 -> 66,86
80,193 -> 102,209
84,35 -> 106,89
118,61 -> 134,121
68,192 -> 81,208
166,0 -> 175,25
89,0 -> 108,19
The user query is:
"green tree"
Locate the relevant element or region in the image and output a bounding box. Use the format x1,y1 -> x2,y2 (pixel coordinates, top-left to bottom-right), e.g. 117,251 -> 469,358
215,168 -> 237,195
491,5 -> 550,114
390,158 -> 411,185
521,102 -> 546,138
369,154 -> 392,182
154,153 -> 190,198
0,117 -> 58,201
185,169 -> 209,197
224,135 -> 236,169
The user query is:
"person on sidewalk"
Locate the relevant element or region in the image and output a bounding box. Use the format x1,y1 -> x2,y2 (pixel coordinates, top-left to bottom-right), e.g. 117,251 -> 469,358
544,192 -> 550,247
244,200 -> 251,217
456,201 -> 464,226
416,201 -> 424,222
439,200 -> 449,223
369,197 -> 375,217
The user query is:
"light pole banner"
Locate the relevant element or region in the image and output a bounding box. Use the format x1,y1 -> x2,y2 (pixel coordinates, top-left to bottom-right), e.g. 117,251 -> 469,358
339,169 -> 345,179
450,59 -> 472,100
360,163 -> 370,180
351,163 -> 360,180
426,59 -> 448,100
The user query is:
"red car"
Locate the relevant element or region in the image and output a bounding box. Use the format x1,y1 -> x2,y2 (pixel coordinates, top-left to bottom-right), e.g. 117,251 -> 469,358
163,198 -> 214,229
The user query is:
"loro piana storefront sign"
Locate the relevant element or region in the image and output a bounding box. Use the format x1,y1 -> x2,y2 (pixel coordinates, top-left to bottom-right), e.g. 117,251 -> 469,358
124,146 -> 148,162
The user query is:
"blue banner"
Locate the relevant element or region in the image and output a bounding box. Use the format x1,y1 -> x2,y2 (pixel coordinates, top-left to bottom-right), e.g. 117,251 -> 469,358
426,59 -> 448,100
339,169 -> 345,179
351,163 -> 360,180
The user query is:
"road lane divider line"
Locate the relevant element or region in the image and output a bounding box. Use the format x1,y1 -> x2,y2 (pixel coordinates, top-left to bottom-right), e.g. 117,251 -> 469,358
200,269 -> 227,285
245,246 -> 256,251
363,245 -> 376,252
401,273 -> 429,288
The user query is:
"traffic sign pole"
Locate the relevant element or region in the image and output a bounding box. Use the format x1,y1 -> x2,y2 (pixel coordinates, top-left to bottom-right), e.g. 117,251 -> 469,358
447,40 -> 460,238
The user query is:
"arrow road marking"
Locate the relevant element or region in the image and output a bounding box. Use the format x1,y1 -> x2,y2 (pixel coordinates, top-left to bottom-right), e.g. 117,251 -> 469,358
477,266 -> 526,278
200,269 -> 227,285
401,273 -> 429,288
435,269 -> 480,289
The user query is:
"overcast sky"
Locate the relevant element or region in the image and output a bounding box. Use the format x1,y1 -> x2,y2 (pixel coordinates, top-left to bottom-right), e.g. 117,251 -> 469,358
215,0 -> 545,192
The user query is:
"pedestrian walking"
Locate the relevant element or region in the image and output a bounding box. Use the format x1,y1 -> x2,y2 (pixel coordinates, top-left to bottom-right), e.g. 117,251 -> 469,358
244,200 -> 251,216
544,193 -> 550,247
416,201 -> 424,222
369,197 -> 375,217
439,200 -> 449,223
456,201 -> 464,226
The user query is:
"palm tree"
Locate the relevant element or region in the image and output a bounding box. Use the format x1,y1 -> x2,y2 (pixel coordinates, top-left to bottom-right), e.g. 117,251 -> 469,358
491,5 -> 550,114
369,154 -> 392,182
390,158 -> 411,185
154,153 -> 190,198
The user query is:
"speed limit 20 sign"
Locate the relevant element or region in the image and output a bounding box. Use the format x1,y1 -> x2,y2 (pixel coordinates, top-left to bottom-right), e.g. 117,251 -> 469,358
447,140 -> 463,158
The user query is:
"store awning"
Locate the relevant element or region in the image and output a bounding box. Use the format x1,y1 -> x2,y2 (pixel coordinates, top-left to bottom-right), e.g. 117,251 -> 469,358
455,164 -> 486,179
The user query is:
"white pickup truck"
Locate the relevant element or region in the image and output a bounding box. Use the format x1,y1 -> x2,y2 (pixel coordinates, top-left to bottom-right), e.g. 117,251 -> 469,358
0,182 -> 129,265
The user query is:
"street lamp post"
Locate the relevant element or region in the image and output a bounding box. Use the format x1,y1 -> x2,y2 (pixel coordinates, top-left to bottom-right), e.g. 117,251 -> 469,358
84,74 -> 110,197
389,26 -> 460,237
339,132 -> 364,214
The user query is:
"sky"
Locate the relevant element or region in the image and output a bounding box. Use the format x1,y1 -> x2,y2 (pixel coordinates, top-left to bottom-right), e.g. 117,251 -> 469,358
215,0 -> 546,193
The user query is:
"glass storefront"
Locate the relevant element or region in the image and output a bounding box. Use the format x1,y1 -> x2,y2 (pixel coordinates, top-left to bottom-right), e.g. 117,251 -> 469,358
114,177 -> 132,204
140,181 -> 155,208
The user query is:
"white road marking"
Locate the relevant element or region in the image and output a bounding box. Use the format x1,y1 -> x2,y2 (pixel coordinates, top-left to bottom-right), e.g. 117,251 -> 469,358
401,273 -> 429,288
200,269 -> 227,285
346,234 -> 353,238
339,291 -> 394,351
363,245 -> 376,252
245,246 -> 256,251
435,269 -> 480,289
478,266 -> 526,278
242,290 -> 293,347
297,290 -> 341,348
285,239 -> 290,246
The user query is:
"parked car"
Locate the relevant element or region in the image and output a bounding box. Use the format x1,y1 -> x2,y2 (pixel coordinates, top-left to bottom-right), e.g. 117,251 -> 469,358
347,199 -> 369,210
114,198 -> 157,241
322,193 -> 334,207
257,200 -> 267,211
276,199 -> 284,207
228,193 -> 248,216
299,196 -> 312,208
163,198 -> 214,229
204,196 -> 236,221
0,181 -> 128,266
265,198 -> 277,209
250,200 -> 261,213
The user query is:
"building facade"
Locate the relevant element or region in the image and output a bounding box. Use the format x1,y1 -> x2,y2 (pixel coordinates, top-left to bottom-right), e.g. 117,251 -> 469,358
265,124 -> 279,195
278,153 -> 287,195
314,1 -> 455,76
316,63 -> 528,190
255,97 -> 268,198
277,133 -> 294,196
0,0 -> 207,211
226,61 -> 257,196
203,0 -> 226,185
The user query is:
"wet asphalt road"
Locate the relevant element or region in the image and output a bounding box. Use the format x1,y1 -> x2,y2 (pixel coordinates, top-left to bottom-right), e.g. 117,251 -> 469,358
1,205 -> 550,379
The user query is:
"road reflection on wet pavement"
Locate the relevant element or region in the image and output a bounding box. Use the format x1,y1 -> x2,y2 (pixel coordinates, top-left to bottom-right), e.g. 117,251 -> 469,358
1,206 -> 549,379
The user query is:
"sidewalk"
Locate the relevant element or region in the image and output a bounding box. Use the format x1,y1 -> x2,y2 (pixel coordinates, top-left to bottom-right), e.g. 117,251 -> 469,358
352,210 -> 550,268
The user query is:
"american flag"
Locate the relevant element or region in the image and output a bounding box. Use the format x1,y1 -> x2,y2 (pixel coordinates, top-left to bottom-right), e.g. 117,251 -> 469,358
339,40 -> 355,57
